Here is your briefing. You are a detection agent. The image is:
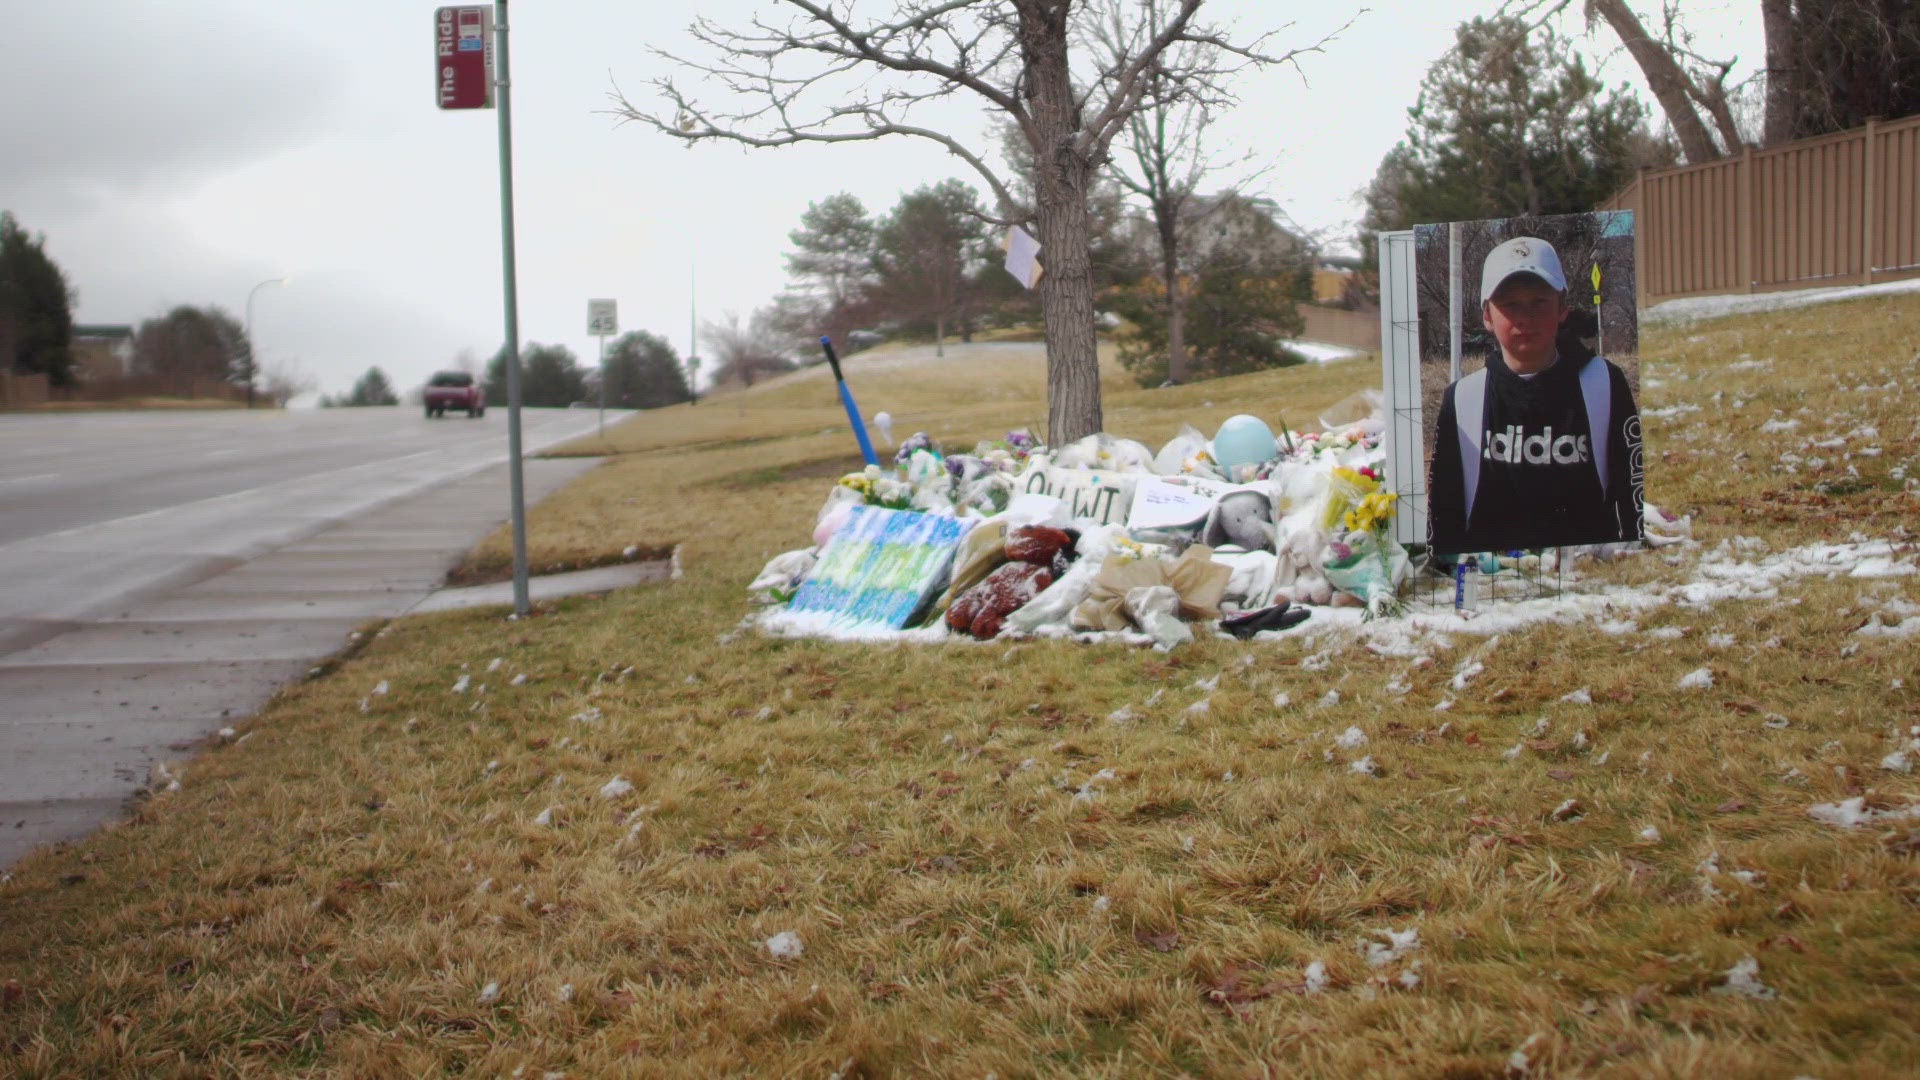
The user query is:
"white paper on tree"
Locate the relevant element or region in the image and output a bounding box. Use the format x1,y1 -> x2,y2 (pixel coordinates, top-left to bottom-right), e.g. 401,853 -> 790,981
1004,226 -> 1042,290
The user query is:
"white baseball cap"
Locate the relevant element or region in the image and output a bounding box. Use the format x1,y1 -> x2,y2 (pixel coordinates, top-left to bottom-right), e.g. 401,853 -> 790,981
1480,236 -> 1566,300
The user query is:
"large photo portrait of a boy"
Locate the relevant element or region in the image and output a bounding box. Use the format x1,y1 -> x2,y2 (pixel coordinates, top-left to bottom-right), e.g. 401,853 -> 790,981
1415,211 -> 1643,558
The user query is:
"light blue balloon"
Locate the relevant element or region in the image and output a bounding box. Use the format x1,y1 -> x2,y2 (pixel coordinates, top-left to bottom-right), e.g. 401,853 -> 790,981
1211,414 -> 1279,470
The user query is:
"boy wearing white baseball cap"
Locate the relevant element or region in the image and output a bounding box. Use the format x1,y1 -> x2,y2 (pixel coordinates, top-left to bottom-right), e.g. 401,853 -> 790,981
1427,236 -> 1643,557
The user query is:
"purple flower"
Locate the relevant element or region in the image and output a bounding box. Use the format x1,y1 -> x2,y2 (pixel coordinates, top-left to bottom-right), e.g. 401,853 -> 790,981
894,432 -> 934,464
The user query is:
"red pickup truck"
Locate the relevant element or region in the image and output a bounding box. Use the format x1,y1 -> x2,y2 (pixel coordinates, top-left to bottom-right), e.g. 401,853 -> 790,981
423,371 -> 485,418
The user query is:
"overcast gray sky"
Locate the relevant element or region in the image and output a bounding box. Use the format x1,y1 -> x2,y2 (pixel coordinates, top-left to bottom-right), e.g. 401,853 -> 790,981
1,1 -> 1759,400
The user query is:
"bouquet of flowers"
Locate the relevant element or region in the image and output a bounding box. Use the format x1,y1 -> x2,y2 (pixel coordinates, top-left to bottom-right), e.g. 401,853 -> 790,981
1319,467 -> 1408,619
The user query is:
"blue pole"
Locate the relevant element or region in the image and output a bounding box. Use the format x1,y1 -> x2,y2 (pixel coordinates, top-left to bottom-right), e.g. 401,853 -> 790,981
819,336 -> 878,466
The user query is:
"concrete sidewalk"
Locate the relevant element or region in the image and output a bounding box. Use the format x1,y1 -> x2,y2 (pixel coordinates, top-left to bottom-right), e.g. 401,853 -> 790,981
0,456 -> 665,868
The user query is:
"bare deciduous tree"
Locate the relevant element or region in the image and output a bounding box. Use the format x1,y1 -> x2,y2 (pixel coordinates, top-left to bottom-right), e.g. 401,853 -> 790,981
1506,0 -> 1742,163
1100,0 -> 1278,386
613,1 -> 1346,443
701,311 -> 798,390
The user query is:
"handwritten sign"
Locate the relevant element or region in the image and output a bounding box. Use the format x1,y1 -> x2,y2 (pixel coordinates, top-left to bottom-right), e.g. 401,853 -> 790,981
1127,476 -> 1236,531
1020,467 -> 1137,525
776,506 -> 973,634
1127,475 -> 1279,550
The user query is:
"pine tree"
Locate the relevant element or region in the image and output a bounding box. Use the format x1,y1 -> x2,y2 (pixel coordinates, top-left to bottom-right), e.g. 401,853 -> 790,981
343,366 -> 399,406
870,180 -> 992,356
600,330 -> 691,410
0,212 -> 77,386
1360,16 -> 1664,241
486,344 -> 588,407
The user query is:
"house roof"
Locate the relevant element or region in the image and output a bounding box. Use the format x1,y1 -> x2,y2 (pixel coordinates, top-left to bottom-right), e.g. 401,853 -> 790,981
73,324 -> 134,339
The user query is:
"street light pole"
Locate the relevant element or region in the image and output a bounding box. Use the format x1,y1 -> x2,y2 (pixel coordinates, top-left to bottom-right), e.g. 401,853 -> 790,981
244,276 -> 288,408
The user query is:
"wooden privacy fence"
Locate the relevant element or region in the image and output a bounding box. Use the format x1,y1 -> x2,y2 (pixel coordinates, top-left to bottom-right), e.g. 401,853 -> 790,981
1603,115 -> 1920,305
1295,303 -> 1381,351
0,371 -> 50,408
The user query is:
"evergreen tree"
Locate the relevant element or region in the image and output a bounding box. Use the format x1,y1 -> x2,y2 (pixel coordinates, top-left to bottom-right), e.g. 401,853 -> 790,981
1360,16 -> 1664,244
342,366 -> 399,406
869,180 -> 993,356
600,330 -> 691,410
0,212 -> 77,386
486,344 -> 588,407
1109,193 -> 1310,386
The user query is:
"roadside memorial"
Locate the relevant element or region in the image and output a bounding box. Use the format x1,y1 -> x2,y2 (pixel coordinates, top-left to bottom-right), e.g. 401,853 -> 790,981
744,395 -> 1681,648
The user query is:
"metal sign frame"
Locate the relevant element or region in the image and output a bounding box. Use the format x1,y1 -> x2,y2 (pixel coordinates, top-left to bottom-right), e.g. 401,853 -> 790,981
1377,229 -> 1426,548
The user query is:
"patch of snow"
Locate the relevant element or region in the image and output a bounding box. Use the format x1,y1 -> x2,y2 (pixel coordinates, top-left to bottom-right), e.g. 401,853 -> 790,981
1334,726 -> 1368,750
1302,959 -> 1329,994
1283,339 -> 1366,364
1350,755 -> 1380,776
1676,667 -> 1714,690
1643,403 -> 1702,420
1560,687 -> 1592,705
1807,797 -> 1920,828
1361,927 -> 1420,968
1710,956 -> 1776,1000
1644,276 -> 1920,326
598,776 -> 634,799
765,931 -> 804,959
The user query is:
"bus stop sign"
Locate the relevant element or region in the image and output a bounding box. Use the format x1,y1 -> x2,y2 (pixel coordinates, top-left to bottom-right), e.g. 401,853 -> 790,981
435,6 -> 494,109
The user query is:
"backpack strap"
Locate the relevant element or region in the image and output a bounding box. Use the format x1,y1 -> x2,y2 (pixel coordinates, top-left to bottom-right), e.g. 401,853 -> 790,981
1581,355 -> 1612,493
1452,367 -> 1488,522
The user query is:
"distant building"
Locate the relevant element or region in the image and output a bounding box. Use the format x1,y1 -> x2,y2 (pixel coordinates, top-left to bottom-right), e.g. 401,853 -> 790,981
71,325 -> 135,382
1311,266 -> 1355,305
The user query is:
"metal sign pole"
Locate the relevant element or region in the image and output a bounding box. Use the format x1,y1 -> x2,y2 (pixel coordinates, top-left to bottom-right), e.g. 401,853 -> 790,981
495,0 -> 530,617
597,332 -> 607,439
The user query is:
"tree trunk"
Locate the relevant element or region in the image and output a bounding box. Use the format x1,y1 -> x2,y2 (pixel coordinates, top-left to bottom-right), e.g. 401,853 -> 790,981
1588,0 -> 1724,163
1158,208 -> 1188,384
1019,1 -> 1103,445
935,313 -> 945,358
1761,0 -> 1798,145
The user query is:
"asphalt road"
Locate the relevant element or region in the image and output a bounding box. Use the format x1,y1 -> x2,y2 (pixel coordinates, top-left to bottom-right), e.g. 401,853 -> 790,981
0,405 -> 625,867
0,406 -> 614,650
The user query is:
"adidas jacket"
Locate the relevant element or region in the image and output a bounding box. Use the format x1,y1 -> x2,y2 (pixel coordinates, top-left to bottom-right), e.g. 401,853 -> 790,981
1428,342 -> 1643,556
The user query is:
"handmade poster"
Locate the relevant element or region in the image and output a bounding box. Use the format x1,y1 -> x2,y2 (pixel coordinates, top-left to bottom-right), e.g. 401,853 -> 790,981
1127,476 -> 1278,551
1019,467 -> 1137,525
1414,210 -> 1643,556
776,505 -> 974,634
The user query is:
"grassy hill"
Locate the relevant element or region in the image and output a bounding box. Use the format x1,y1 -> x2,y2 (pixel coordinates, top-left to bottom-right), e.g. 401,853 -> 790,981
1,298 -> 1916,1077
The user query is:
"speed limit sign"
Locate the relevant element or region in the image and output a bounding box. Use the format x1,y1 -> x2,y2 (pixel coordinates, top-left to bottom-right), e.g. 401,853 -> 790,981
586,298 -> 618,336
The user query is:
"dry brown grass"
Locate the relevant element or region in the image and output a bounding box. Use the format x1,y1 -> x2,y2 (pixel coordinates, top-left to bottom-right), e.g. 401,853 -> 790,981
3,396 -> 253,413
3,302 -> 1919,1078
